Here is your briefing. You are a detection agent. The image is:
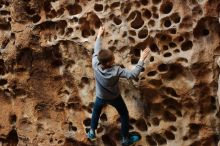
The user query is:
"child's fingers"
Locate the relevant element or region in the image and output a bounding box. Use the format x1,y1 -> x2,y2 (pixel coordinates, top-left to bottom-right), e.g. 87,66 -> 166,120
144,48 -> 150,53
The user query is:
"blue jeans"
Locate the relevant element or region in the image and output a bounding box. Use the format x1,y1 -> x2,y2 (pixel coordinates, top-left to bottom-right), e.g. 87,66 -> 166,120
90,95 -> 129,137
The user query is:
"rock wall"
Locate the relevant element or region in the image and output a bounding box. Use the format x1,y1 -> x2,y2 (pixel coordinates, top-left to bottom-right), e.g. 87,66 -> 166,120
0,0 -> 220,146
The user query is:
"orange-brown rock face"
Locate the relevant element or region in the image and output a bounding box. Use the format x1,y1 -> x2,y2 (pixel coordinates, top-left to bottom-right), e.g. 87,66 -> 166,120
0,0 -> 220,146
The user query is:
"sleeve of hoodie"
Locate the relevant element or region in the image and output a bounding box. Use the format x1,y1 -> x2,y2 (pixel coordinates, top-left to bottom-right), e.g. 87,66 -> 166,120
117,60 -> 145,80
92,37 -> 101,69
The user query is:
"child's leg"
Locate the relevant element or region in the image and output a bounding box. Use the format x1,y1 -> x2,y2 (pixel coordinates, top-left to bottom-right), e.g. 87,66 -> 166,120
90,97 -> 105,131
109,95 -> 129,138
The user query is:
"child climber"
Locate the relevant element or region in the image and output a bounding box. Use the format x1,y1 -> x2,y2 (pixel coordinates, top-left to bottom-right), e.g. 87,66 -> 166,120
87,26 -> 150,146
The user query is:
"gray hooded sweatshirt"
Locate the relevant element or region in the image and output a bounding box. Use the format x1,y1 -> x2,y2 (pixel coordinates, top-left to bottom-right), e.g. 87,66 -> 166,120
92,37 -> 145,100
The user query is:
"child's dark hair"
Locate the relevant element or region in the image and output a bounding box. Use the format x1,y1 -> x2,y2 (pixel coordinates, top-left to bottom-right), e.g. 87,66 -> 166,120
98,49 -> 114,65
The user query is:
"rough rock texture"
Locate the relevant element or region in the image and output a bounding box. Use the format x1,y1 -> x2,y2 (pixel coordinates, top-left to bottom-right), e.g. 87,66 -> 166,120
0,0 -> 220,146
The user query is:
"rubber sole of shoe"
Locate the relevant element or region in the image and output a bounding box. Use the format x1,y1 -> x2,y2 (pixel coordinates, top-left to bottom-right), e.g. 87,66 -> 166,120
87,137 -> 96,141
122,138 -> 141,146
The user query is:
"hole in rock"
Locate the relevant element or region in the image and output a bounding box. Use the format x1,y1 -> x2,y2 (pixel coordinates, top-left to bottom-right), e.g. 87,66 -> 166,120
110,2 -> 120,9
143,9 -> 151,19
25,6 -> 35,15
169,125 -> 177,131
97,126 -> 104,133
48,10 -> 57,19
169,28 -> 176,34
83,118 -> 91,127
163,45 -> 169,51
64,138 -> 90,146
35,102 -> 49,112
1,38 -> 10,49
57,20 -> 67,28
177,36 -> 184,42
163,98 -> 181,109
192,5 -> 203,16
0,59 -> 5,75
177,57 -> 188,63
181,40 -> 193,51
131,57 -> 139,64
0,22 -> 11,30
82,29 -> 91,38
133,42 -> 147,55
51,59 -> 63,67
148,79 -> 163,87
131,11 -> 144,29
129,125 -> 134,130
123,3 -> 132,14
100,113 -> 108,122
94,3 -> 103,12
165,87 -> 179,97
9,114 -> 17,124
130,118 -> 137,124
151,103 -> 163,114
151,6 -> 157,12
133,49 -> 140,57
164,19 -> 172,27
58,140 -> 63,144
66,4 -> 82,15
150,43 -> 159,53
13,88 -> 26,96
69,122 -> 77,131
150,56 -> 154,62
7,129 -> 19,145
67,102 -> 81,110
163,52 -> 172,57
141,0 -> 149,5
129,30 -> 136,36
169,42 -> 177,48
0,79 -> 7,85
113,17 -> 122,25
160,35 -> 167,41
135,118 -> 148,131
102,134 -> 116,146
114,131 -> 121,141
57,8 -> 65,16
190,141 -> 201,146
202,28 -> 209,36
182,136 -> 188,141
152,133 -> 167,145
34,21 -> 56,30
164,130 -> 175,140
151,117 -> 160,126
44,1 -> 51,13
109,46 -> 116,52
147,71 -> 157,76
66,27 -> 73,36
152,0 -> 161,4
148,20 -> 155,27
174,49 -> 180,53
32,14 -> 41,23
0,10 -> 10,15
160,1 -> 173,14
146,135 -> 157,145
163,110 -> 176,121
122,31 -> 127,37
171,13 -> 181,23
189,123 -> 202,131
153,13 -> 159,19
138,29 -> 148,39
81,77 -> 89,84
158,64 -> 168,72
55,102 -> 65,112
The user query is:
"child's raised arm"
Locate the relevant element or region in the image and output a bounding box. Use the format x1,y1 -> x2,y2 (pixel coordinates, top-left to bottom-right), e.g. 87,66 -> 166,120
92,27 -> 104,68
117,48 -> 151,80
